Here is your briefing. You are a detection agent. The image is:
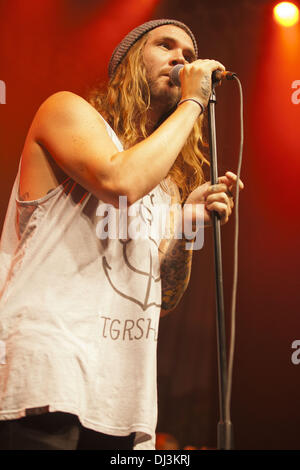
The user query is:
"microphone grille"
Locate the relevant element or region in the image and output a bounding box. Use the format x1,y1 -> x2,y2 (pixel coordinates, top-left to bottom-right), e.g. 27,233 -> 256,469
169,64 -> 184,87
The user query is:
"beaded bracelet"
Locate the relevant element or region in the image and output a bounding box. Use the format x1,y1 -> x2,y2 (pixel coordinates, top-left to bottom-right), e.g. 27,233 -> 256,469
177,98 -> 205,116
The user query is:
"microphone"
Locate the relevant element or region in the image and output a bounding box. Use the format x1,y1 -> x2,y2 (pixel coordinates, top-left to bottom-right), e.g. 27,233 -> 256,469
169,64 -> 236,87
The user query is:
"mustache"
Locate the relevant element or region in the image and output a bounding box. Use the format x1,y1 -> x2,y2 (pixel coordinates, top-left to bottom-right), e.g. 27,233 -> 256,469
160,68 -> 173,76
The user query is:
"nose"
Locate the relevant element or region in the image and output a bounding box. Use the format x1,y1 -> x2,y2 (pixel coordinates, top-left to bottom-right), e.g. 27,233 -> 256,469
169,48 -> 186,66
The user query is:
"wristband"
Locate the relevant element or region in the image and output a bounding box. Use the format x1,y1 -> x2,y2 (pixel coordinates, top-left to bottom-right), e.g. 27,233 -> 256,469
177,98 -> 205,115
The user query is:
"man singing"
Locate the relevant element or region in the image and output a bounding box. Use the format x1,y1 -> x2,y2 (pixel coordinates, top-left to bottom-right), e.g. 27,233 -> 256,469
0,19 -> 243,450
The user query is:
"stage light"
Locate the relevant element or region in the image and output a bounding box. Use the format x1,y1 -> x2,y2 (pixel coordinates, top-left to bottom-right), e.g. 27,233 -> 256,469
273,2 -> 299,27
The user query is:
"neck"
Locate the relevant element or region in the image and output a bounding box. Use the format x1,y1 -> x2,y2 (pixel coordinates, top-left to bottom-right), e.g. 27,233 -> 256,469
145,99 -> 177,134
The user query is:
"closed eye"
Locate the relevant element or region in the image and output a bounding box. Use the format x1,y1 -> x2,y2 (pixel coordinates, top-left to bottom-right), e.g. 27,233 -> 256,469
156,37 -> 196,62
159,42 -> 170,49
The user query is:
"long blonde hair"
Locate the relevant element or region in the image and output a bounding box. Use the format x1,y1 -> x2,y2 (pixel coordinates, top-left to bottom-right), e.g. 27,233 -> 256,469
88,34 -> 210,203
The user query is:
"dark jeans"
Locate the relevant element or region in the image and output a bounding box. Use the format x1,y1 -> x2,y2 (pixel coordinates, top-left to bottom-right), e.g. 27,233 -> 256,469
0,412 -> 135,450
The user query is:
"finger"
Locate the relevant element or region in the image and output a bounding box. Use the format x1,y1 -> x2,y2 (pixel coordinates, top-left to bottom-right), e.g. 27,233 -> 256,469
198,59 -> 226,71
204,183 -> 228,199
218,177 -> 244,200
225,172 -> 244,189
206,208 -> 230,225
205,201 -> 230,222
218,176 -> 231,186
206,193 -> 234,213
206,191 -> 231,207
209,60 -> 226,72
219,173 -> 244,188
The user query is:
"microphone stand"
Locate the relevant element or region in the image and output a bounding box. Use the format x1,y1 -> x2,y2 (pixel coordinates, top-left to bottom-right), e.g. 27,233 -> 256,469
207,86 -> 234,450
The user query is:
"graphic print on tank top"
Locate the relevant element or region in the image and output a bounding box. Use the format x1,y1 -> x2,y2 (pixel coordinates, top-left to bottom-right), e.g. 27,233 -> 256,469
101,190 -> 164,312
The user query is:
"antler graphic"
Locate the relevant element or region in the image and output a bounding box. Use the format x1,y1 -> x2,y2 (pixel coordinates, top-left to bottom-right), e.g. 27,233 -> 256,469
101,193 -> 162,311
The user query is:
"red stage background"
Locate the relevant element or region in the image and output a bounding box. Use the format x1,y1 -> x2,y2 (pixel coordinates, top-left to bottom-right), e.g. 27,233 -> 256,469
0,0 -> 300,450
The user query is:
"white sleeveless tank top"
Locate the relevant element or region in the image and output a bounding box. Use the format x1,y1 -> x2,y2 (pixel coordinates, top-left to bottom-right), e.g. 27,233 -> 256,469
0,117 -> 172,450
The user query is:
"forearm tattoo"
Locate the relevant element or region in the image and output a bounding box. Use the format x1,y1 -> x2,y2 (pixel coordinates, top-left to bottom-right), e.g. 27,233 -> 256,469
160,238 -> 194,311
201,76 -> 211,102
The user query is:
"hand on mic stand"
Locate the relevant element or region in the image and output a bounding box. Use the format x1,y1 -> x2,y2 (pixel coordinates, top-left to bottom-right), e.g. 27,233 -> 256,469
169,59 -> 237,450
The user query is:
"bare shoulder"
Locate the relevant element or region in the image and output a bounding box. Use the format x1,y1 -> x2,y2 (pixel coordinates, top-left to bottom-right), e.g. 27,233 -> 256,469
38,90 -> 92,111
21,90 -> 121,205
32,91 -> 105,131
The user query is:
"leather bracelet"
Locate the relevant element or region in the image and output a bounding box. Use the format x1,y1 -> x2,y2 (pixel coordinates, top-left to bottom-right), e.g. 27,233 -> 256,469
177,98 -> 205,115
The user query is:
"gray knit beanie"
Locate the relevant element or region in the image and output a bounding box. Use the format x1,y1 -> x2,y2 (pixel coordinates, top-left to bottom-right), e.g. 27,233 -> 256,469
108,19 -> 198,79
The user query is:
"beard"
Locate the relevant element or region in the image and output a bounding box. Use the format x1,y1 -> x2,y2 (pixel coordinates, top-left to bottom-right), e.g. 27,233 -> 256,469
147,74 -> 181,113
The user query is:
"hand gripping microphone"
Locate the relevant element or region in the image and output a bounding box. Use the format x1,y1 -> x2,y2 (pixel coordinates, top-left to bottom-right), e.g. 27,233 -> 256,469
169,64 -> 236,87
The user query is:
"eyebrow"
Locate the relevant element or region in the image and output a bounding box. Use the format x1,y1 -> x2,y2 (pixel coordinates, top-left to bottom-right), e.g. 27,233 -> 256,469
156,36 -> 196,61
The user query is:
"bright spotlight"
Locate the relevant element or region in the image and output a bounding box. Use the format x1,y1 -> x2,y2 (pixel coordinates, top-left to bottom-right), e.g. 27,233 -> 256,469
273,2 -> 299,27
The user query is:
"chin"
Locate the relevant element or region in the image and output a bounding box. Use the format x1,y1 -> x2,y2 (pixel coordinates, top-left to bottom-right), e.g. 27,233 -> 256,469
152,86 -> 180,108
